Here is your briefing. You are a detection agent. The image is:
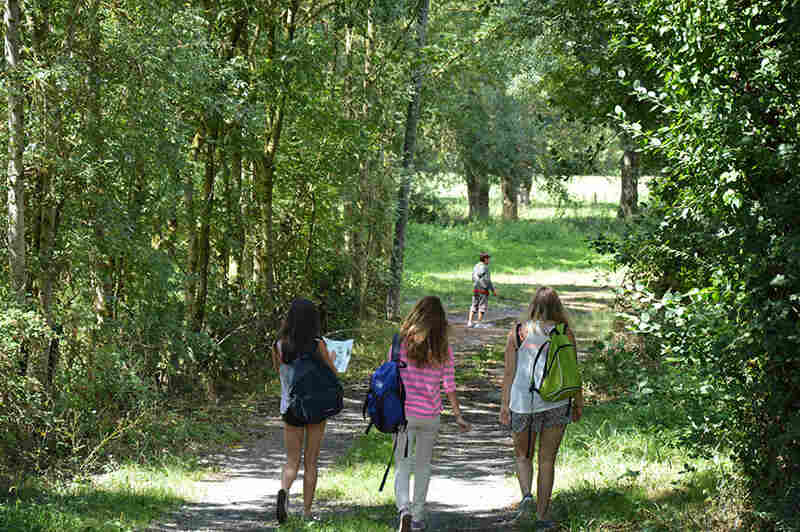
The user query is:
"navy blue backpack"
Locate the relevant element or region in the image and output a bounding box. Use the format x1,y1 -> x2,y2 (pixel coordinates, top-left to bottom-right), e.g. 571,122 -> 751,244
285,340 -> 344,426
363,333 -> 408,490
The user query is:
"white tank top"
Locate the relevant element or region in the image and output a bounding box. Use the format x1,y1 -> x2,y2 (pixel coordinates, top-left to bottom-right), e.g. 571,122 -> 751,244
277,341 -> 294,415
509,321 -> 570,414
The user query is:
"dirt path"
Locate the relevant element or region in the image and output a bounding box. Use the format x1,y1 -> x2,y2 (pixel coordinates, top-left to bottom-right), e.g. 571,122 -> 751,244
144,294 -> 608,531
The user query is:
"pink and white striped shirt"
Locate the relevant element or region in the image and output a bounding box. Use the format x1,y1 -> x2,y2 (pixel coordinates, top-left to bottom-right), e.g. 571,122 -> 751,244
388,341 -> 456,419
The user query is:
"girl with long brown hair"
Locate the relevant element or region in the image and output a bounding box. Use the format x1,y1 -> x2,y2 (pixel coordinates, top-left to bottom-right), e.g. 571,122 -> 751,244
393,296 -> 471,532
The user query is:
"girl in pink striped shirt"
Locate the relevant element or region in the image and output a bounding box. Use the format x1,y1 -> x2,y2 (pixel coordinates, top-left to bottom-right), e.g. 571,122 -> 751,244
393,296 -> 471,532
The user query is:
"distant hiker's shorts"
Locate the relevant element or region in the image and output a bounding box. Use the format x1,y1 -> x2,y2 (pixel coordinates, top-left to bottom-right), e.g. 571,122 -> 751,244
510,404 -> 571,434
470,292 -> 489,313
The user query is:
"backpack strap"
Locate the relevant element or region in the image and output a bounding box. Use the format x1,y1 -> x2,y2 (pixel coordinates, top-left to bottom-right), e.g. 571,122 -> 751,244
390,333 -> 402,362
379,435 -> 398,491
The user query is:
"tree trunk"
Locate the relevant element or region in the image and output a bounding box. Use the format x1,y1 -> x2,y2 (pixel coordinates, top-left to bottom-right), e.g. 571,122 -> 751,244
192,127 -> 217,332
258,137 -> 279,300
618,134 -> 640,218
185,133 -> 201,324
478,177 -> 490,219
34,166 -> 63,390
519,175 -> 532,206
353,6 -> 376,317
255,1 -> 298,301
85,1 -> 117,324
241,162 -> 254,311
466,165 -> 480,219
230,125 -> 245,298
502,175 -> 518,220
386,0 -> 429,320
465,164 -> 490,220
5,0 -> 26,304
220,149 -> 231,291
342,22 -> 363,308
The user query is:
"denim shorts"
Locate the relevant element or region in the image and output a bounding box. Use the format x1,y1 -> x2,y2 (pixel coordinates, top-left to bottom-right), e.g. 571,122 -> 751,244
510,404 -> 571,434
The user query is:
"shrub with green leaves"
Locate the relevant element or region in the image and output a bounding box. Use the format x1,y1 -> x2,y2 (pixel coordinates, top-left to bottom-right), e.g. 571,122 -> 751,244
609,0 -> 800,526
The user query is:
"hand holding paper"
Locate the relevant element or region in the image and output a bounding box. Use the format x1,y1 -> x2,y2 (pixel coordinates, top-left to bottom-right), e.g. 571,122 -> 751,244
323,337 -> 354,373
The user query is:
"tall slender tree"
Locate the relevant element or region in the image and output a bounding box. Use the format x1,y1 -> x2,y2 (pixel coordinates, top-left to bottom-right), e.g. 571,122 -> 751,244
5,0 -> 26,304
387,0 -> 429,319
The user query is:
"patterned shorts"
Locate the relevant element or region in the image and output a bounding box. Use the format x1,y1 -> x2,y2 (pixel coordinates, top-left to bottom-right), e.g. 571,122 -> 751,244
510,404 -> 571,434
470,292 -> 489,313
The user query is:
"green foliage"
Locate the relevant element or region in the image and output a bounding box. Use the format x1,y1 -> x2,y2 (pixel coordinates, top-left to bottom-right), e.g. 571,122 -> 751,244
408,181 -> 451,225
603,0 -> 800,524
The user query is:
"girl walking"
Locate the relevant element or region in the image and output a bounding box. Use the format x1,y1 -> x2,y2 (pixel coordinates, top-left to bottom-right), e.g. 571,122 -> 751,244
271,298 -> 337,523
393,296 -> 471,532
500,286 -> 584,528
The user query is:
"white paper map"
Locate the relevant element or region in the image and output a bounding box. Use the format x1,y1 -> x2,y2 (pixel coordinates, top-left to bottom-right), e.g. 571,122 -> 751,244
323,337 -> 354,373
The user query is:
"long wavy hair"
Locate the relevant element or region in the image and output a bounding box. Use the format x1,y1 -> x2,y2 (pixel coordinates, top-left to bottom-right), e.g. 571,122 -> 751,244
278,298 -> 322,364
400,296 -> 450,368
527,286 -> 570,327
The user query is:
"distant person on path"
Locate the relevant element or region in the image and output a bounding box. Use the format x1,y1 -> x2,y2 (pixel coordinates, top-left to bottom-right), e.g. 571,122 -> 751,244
271,298 -> 337,523
499,286 -> 584,529
467,252 -> 497,328
393,296 -> 471,532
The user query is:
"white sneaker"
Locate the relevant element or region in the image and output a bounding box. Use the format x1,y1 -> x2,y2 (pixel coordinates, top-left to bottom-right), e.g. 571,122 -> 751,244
466,322 -> 473,328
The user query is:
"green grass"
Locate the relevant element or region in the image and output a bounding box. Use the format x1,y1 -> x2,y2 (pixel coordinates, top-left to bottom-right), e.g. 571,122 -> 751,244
0,400 -> 251,532
275,509 -> 396,531
402,192 -> 622,314
0,463 -> 201,532
552,392 -> 738,531
317,431 -> 397,505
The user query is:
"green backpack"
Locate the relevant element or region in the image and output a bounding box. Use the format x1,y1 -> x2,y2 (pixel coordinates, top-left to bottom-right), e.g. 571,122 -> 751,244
529,322 -> 581,402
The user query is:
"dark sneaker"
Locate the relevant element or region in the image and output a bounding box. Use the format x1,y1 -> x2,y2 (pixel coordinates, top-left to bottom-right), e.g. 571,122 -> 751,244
398,509 -> 411,532
514,494 -> 534,522
535,519 -> 558,530
276,489 -> 288,524
411,519 -> 426,531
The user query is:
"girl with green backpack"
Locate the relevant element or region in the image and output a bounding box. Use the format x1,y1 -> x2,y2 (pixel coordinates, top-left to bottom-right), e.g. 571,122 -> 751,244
499,286 -> 584,529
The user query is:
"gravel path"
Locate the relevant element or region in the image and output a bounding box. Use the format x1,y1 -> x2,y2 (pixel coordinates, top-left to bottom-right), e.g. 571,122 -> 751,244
143,296 -> 607,531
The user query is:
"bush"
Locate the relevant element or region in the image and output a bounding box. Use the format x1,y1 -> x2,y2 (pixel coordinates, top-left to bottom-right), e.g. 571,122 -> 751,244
408,184 -> 450,225
612,0 -> 800,523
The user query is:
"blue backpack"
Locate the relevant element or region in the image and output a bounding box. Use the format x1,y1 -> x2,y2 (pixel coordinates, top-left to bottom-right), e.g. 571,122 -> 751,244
362,333 -> 407,490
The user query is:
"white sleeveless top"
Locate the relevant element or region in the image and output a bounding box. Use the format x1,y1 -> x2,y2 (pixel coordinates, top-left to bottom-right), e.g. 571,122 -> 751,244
277,341 -> 295,415
509,321 -> 570,414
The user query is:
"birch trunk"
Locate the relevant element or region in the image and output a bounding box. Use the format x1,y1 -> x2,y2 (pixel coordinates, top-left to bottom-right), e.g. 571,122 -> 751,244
5,0 -> 26,304
386,0 -> 429,319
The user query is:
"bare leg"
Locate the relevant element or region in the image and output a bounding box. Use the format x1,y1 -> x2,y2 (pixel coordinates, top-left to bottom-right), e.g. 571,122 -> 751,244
302,420 -> 327,516
282,423 -> 304,493
512,426 -> 535,497
477,311 -> 484,323
468,309 -> 475,326
536,424 -> 566,520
